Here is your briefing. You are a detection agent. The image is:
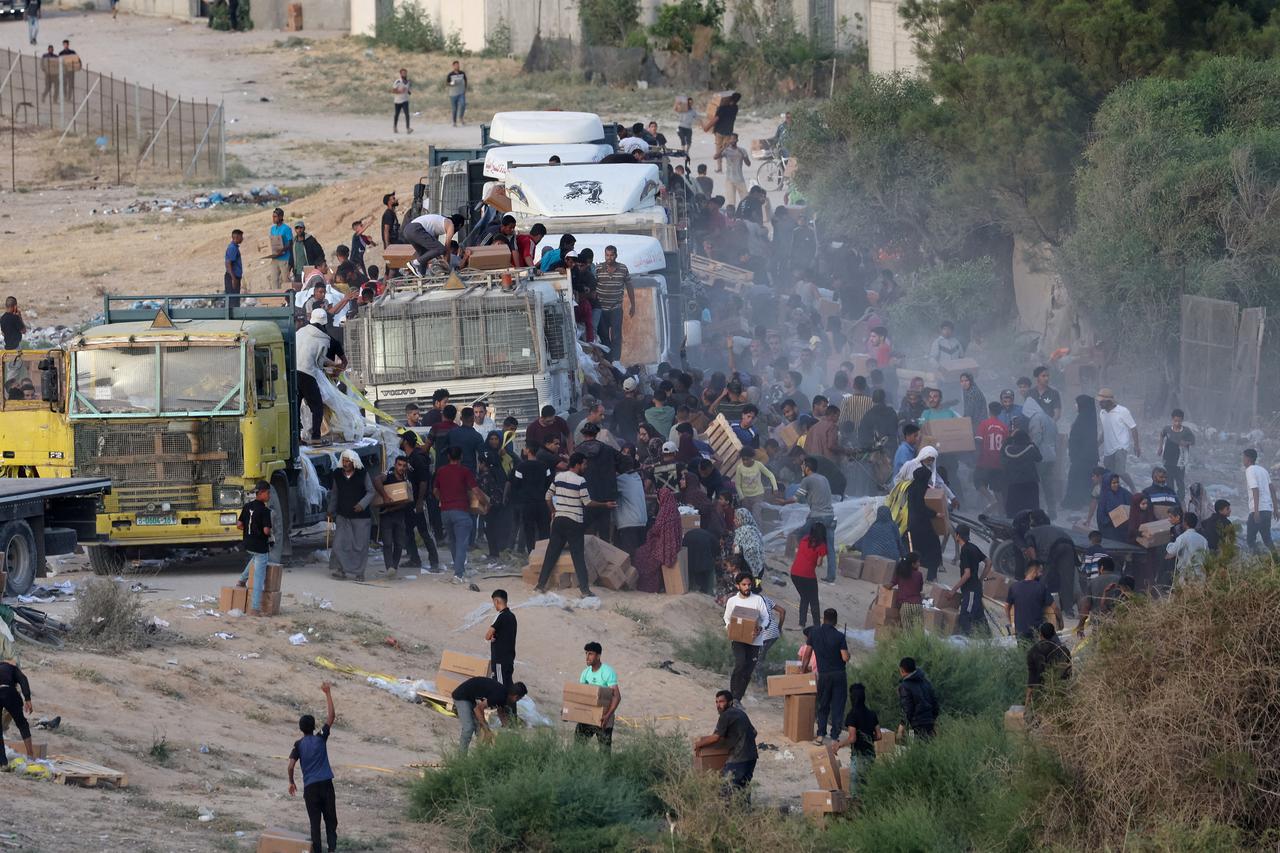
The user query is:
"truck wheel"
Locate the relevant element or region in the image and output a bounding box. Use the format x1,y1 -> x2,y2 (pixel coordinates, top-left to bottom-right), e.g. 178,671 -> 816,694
991,540 -> 1023,579
0,520 -> 38,596
87,544 -> 127,577
268,481 -> 291,563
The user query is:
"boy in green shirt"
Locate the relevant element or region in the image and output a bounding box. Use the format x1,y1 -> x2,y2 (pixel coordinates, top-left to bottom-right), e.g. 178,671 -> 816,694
576,641 -> 621,750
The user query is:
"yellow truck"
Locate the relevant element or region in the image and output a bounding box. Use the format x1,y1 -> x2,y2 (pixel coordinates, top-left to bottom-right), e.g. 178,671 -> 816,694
3,294 -> 382,575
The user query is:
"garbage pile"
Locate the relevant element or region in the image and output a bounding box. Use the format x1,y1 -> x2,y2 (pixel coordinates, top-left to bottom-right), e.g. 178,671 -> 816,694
90,185 -> 290,216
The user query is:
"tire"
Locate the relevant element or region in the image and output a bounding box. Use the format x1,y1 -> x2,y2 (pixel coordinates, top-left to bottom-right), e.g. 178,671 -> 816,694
991,540 -> 1023,579
757,159 -> 784,192
0,520 -> 37,596
14,620 -> 64,650
87,544 -> 127,577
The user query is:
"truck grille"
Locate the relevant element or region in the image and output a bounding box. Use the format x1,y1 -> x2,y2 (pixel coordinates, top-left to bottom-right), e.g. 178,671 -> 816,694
73,420 -> 242,509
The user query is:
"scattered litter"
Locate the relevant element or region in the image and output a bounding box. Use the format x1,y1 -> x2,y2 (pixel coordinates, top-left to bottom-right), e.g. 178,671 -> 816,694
17,596 -> 55,604
198,595 -> 217,604
658,660 -> 681,675
34,716 -> 59,731
227,608 -> 245,618
289,633 -> 308,645
198,744 -> 210,754
238,652 -> 261,660
512,696 -> 552,728
468,582 -> 481,592
213,632 -> 235,640
367,676 -> 430,703
775,749 -> 795,760
512,592 -> 602,612
318,599 -> 333,610
457,603 -> 495,632
180,604 -> 197,610
166,659 -> 179,666
403,574 -> 416,580
383,637 -> 400,649
197,807 -> 215,822
148,617 -> 170,629
91,186 -> 291,217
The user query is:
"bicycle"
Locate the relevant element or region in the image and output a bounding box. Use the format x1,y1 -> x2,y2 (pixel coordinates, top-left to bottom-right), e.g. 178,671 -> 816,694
5,605 -> 68,649
755,145 -> 790,192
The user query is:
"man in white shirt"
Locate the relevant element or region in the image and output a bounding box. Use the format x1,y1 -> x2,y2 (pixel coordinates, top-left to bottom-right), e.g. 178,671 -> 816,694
391,68 -> 412,134
296,308 -> 337,446
1166,510 -> 1208,583
470,400 -> 496,435
534,453 -> 615,597
402,213 -> 463,275
722,572 -> 771,701
1243,448 -> 1275,553
1097,388 -> 1140,490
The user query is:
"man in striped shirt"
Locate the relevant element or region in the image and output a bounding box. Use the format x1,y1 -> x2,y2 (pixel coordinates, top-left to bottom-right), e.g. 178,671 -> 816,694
534,453 -> 617,597
594,246 -> 635,360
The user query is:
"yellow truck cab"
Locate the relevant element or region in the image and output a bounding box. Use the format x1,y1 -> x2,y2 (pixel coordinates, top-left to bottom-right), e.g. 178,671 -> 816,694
0,349 -> 74,477
61,294 -> 381,574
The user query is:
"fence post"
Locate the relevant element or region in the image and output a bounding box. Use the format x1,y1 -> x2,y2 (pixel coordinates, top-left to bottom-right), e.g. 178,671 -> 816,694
218,99 -> 225,183
137,96 -> 179,166
0,52 -> 20,102
58,76 -> 100,144
184,100 -> 221,180
133,81 -> 141,148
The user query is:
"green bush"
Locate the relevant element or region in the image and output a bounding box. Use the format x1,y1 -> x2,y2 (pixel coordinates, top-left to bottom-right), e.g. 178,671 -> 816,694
886,257 -> 1004,340
482,16 -> 512,57
650,0 -> 724,51
578,0 -> 642,47
847,628 -> 1023,729
671,626 -> 788,679
208,0 -> 252,31
376,1 -> 445,53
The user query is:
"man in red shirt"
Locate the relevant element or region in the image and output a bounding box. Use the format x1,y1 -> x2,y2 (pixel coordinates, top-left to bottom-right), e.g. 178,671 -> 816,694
525,405 -> 571,453
974,401 -> 1009,511
867,326 -> 894,369
433,446 -> 478,583
516,223 -> 546,268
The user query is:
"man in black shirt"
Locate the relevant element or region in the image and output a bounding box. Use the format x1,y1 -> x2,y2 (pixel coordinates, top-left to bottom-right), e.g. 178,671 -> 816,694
381,193 -> 401,270
378,456 -> 412,578
897,657 -> 939,739
951,523 -> 988,635
399,431 -> 441,572
1,297 -> 25,351
234,481 -> 272,614
682,527 -> 720,595
485,589 -> 518,690
694,689 -> 758,795
577,422 -> 619,538
511,443 -> 550,555
1004,559 -> 1058,640
1025,622 -> 1071,706
802,608 -> 850,744
450,676 -> 526,754
712,92 -> 741,172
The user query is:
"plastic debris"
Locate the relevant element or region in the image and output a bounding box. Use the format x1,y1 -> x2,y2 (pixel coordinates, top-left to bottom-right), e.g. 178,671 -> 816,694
289,633 -> 308,645
214,632 -> 235,640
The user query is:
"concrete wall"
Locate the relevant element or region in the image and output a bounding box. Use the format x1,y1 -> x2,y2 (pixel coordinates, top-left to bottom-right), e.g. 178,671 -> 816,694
116,0 -> 200,21
866,0 -> 918,75
255,0 -> 351,31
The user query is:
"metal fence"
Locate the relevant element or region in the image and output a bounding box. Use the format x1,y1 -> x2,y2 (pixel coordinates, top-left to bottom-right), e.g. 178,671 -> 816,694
0,47 -> 225,181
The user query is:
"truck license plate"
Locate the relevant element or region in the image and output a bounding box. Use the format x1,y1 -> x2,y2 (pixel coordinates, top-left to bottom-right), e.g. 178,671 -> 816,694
136,514 -> 177,526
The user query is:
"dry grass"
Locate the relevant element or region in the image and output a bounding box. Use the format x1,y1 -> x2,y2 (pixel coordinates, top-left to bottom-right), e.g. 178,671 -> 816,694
1035,554 -> 1280,846
70,578 -> 148,651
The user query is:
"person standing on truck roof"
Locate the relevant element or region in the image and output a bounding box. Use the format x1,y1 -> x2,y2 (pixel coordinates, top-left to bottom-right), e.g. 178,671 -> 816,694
234,481 -> 272,614
296,308 -> 336,447
594,245 -> 635,360
381,193 -> 401,260
404,213 -> 463,276
392,68 -> 412,135
446,59 -> 467,126
1,297 -> 26,351
328,450 -> 375,581
269,208 -> 293,290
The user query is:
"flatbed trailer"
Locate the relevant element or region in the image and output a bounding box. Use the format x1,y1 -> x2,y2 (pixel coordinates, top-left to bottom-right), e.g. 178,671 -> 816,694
0,476 -> 110,595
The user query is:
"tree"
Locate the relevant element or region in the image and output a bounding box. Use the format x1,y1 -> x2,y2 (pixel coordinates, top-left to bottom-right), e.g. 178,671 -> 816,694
1059,58 -> 1280,372
650,0 -> 724,51
578,0 -> 642,47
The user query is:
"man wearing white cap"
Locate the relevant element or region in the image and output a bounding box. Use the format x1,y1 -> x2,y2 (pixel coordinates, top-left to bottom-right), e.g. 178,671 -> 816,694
611,376 -> 647,445
297,308 -> 337,446
1097,388 -> 1140,490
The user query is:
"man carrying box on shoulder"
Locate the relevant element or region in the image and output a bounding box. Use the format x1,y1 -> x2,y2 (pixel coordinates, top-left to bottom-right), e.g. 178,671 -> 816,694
575,641 -> 621,750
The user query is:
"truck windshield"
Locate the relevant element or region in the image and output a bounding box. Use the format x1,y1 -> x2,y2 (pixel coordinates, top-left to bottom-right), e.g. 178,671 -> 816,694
71,343 -> 244,417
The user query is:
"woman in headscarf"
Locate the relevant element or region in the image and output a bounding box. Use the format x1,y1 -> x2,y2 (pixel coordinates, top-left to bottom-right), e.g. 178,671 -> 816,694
888,553 -> 925,629
674,422 -> 700,464
732,507 -> 766,578
633,488 -> 683,593
1001,427 -> 1042,517
328,449 -> 374,581
1127,492 -> 1159,592
959,372 -> 987,429
478,431 -> 511,559
855,505 -> 903,561
636,423 -> 663,468
1062,395 -> 1099,509
904,466 -> 943,581
894,445 -> 957,504
1096,471 -> 1132,541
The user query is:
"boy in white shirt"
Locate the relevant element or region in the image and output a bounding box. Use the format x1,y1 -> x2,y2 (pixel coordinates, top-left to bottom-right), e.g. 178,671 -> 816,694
1243,448 -> 1275,553
722,573 -> 771,701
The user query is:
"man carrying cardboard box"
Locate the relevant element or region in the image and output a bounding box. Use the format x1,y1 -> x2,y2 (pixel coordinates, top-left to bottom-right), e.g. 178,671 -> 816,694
694,690 -> 758,798
722,573 -> 771,700
574,641 -> 622,750
377,457 -> 413,578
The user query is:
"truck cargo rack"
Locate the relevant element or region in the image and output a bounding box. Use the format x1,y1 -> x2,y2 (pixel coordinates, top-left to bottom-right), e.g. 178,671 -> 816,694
382,267 -> 545,295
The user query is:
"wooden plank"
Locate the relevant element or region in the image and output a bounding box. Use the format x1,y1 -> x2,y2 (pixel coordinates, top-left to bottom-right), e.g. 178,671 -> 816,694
703,414 -> 744,478
48,755 -> 128,787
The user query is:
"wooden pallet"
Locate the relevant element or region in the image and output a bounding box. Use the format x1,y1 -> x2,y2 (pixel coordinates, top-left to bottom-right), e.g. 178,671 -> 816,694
691,255 -> 754,290
704,413 -> 745,478
415,689 -> 457,713
48,755 -> 128,788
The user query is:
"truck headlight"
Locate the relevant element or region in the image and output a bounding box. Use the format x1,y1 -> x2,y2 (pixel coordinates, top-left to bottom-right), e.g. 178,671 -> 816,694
219,513 -> 238,525
216,487 -> 243,508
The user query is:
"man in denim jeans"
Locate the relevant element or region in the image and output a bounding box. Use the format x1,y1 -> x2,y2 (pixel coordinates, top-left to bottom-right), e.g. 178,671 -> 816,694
786,457 -> 838,583
694,690 -> 758,801
433,446 -> 478,584
235,481 -> 272,614
445,60 -> 467,126
449,676 -> 525,754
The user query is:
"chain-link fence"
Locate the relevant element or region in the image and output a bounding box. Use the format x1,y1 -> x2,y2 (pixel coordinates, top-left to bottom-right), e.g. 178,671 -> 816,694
0,47 -> 225,181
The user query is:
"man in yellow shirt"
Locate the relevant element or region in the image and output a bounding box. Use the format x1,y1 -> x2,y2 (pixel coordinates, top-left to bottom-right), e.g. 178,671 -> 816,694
733,447 -> 778,523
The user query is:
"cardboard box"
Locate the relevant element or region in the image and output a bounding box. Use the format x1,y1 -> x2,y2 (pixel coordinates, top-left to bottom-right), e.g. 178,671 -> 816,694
525,538 -> 583,588
674,95 -> 692,111
382,244 -> 416,268
785,660 -> 805,674
1153,505 -> 1172,520
440,650 -> 491,678
801,789 -> 850,818
1108,504 -> 1130,528
863,602 -> 899,630
938,357 -> 980,379
928,583 -> 960,611
269,233 -> 286,256
810,748 -> 845,791
766,672 -> 818,697
259,590 -> 283,617
702,90 -> 735,130
257,828 -> 312,853
435,669 -> 467,697
875,727 -> 897,757
875,585 -> 898,608
380,480 -> 412,508
468,244 -> 514,271
920,416 -> 975,454
860,555 -> 897,586
219,586 -> 248,613
727,606 -> 759,644
776,422 -> 801,448
783,693 -> 817,742
924,486 -> 950,536
922,606 -> 959,636
1137,518 -> 1172,547
27,741 -> 46,759
563,683 -> 613,707
983,572 -> 1013,602
1004,704 -> 1026,732
680,511 -> 701,532
248,562 -> 284,593
596,560 -> 638,591
693,737 -> 732,771
838,554 -> 863,579
662,549 -> 689,595
561,701 -> 608,727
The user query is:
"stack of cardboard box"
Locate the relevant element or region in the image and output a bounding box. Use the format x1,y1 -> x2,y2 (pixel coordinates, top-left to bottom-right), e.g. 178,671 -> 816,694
860,555 -> 897,585
560,682 -> 612,727
767,672 -> 818,742
248,562 -> 284,616
864,586 -> 900,639
219,586 -> 249,614
434,650 -> 492,698
1136,518 -> 1172,547
802,748 -> 850,820
922,582 -> 961,636
521,539 -> 599,589
838,553 -> 863,579
585,535 -> 636,591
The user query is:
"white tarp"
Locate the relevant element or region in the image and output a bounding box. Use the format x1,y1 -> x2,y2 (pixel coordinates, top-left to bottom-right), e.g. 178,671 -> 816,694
483,144 -> 613,179
505,163 -> 663,219
489,111 -> 604,145
762,496 -> 884,552
542,233 -> 666,273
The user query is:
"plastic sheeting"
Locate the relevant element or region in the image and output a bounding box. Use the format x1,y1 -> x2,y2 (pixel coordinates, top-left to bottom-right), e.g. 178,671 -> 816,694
762,496 -> 885,552
300,372 -> 367,443
298,452 -> 327,512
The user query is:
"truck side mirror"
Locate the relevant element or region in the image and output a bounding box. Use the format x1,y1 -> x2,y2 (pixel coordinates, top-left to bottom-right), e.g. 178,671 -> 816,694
38,358 -> 59,403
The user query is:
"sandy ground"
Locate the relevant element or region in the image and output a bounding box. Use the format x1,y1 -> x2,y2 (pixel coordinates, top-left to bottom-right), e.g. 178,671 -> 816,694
6,528 -> 890,852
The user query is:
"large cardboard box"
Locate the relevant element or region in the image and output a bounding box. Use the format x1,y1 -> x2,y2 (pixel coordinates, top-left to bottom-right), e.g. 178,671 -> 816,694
875,585 -> 898,608
874,727 -> 897,757
983,572 -> 1013,602
1137,518 -> 1173,547
928,583 -> 960,611
727,606 -> 759,643
766,672 -> 818,697
564,683 -> 612,707
938,357 -> 980,379
259,590 -> 283,617
785,660 -> 806,674
435,669 -> 467,697
920,417 -> 975,455
922,606 -> 959,636
662,549 -> 689,595
219,586 -> 248,613
860,555 -> 897,586
257,828 -> 312,853
440,650 -> 491,678
838,554 -> 863,579
561,701 -> 608,727
268,233 -> 286,256
810,748 -> 845,791
382,244 -> 416,267
680,511 -> 701,533
248,562 -> 284,593
776,422 -> 801,448
1004,704 -> 1026,732
693,737 -> 732,771
863,602 -> 899,630
783,693 -> 817,742
380,480 -> 412,509
468,244 -> 513,271
584,535 -> 631,575
1108,504 -> 1130,528
801,789 -> 850,818
596,561 -> 638,591
924,486 -> 950,536
701,90 -> 735,130
525,539 -> 584,588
